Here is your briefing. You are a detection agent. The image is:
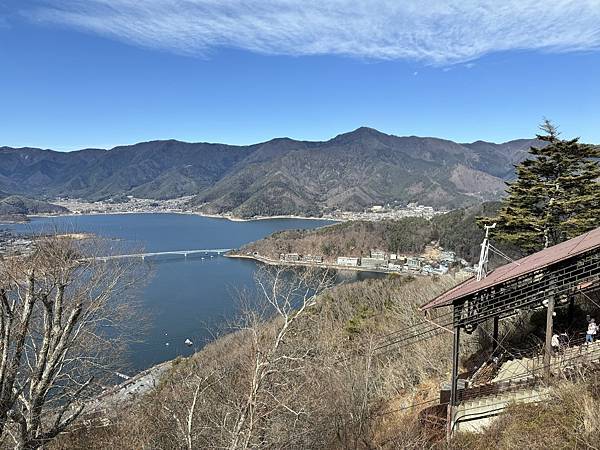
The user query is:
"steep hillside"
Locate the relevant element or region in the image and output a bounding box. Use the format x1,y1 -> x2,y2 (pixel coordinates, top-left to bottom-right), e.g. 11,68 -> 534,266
0,147 -> 105,196
238,202 -> 506,263
0,128 -> 541,216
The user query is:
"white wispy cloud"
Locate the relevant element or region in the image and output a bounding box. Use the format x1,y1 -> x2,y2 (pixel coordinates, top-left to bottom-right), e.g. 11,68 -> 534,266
27,0 -> 600,64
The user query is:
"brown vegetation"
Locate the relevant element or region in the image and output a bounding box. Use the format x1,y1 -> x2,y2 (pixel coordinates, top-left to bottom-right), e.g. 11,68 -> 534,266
45,263 -> 600,449
451,377 -> 600,449
240,221 -> 393,260
52,271 -> 461,449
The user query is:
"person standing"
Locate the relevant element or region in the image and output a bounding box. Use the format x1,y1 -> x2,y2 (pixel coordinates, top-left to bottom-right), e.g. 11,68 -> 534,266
586,319 -> 598,344
551,333 -> 560,354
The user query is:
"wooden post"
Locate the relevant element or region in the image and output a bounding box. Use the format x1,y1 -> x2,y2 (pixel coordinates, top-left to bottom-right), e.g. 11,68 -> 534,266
492,316 -> 499,354
544,296 -> 555,381
447,324 -> 460,440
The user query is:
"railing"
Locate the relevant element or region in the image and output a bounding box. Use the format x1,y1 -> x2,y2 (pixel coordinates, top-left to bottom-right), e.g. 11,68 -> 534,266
460,339 -> 600,402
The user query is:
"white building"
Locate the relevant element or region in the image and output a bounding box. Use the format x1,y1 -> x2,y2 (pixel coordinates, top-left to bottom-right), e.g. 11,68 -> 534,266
406,257 -> 422,271
303,254 -> 323,263
432,265 -> 449,275
440,250 -> 456,263
337,256 -> 360,267
370,249 -> 387,259
361,257 -> 388,269
282,253 -> 300,262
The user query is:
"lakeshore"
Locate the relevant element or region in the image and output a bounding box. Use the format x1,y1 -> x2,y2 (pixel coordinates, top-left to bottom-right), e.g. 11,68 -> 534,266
29,205 -> 339,224
43,197 -> 443,223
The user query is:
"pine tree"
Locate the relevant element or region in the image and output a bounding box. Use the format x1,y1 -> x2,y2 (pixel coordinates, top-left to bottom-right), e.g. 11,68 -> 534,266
480,120 -> 600,254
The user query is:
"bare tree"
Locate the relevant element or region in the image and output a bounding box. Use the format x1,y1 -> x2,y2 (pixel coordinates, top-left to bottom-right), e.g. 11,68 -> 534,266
0,235 -> 140,449
228,266 -> 333,450
160,370 -> 223,450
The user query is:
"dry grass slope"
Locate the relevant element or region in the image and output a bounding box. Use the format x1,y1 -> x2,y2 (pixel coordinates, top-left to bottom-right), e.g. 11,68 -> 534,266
53,274 -> 461,449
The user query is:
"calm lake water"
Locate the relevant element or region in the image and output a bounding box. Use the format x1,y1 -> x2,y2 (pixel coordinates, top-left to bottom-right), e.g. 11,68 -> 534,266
5,213 -> 376,373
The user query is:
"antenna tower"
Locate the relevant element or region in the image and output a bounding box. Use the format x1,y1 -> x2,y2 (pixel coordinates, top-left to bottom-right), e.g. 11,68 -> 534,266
476,223 -> 496,281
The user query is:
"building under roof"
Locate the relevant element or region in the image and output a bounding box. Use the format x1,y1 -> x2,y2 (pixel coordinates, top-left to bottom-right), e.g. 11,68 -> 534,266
422,226 -> 600,312
424,226 -> 600,436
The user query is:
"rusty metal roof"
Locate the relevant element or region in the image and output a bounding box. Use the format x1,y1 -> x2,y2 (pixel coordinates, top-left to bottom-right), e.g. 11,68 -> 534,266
421,226 -> 600,310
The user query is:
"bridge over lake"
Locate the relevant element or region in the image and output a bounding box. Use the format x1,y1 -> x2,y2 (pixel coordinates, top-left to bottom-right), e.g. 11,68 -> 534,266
96,248 -> 232,261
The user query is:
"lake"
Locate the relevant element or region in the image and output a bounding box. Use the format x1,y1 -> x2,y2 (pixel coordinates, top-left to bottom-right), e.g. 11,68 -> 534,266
5,213 -> 376,373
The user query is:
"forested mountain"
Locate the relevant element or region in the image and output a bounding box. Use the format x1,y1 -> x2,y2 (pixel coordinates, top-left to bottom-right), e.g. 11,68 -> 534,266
0,128 -> 540,217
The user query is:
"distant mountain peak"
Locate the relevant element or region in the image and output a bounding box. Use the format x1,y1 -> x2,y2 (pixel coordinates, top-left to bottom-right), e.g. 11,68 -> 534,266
353,126 -> 383,134
331,126 -> 389,142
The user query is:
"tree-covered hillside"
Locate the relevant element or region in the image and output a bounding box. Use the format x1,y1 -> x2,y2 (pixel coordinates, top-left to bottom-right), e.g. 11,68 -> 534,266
238,202 -> 505,263
0,129 -> 540,217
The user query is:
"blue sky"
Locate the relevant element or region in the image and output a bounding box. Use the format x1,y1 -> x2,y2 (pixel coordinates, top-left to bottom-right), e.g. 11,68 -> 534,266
1,1 -> 599,151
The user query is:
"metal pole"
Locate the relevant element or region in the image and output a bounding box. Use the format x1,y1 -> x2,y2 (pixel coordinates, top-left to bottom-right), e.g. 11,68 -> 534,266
492,316 -> 499,354
544,296 -> 555,381
447,324 -> 460,439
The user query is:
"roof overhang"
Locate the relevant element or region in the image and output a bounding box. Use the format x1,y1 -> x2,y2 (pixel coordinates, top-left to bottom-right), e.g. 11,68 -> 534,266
421,226 -> 600,311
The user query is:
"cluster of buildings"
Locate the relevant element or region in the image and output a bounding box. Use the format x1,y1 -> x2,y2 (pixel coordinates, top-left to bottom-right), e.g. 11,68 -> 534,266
55,197 -> 443,224
0,230 -> 33,256
278,247 -> 467,276
54,196 -> 195,215
335,249 -> 458,275
328,203 -> 441,222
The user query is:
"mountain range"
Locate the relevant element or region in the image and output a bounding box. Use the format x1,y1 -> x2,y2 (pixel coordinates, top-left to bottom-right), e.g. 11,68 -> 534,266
0,127 -> 540,218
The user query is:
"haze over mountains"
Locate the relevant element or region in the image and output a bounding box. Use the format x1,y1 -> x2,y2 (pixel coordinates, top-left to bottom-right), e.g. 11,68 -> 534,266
0,127 -> 539,218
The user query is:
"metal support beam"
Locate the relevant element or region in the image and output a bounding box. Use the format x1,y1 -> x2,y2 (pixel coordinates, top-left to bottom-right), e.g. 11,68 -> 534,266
450,326 -> 461,406
492,316 -> 499,354
447,324 -> 461,439
544,296 -> 555,381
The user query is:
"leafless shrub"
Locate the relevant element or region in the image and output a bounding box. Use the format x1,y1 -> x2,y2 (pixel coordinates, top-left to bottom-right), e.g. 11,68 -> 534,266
0,235 -> 143,449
